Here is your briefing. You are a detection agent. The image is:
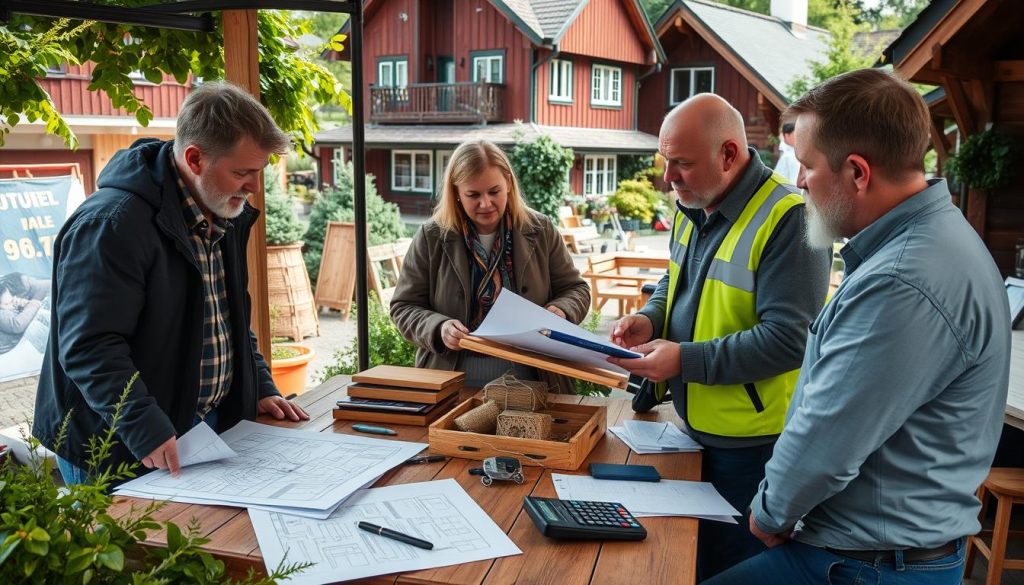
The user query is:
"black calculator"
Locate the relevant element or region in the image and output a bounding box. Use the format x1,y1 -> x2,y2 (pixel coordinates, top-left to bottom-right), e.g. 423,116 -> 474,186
523,496 -> 647,540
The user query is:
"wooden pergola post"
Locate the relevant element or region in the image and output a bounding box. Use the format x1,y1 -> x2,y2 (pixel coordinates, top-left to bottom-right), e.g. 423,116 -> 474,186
222,9 -> 272,360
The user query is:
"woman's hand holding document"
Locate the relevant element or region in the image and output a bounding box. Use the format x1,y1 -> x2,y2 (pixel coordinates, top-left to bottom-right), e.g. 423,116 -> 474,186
471,289 -> 639,373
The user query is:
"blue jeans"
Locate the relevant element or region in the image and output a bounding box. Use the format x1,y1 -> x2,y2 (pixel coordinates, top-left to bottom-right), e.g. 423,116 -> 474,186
701,538 -> 966,585
56,455 -> 90,486
698,442 -> 776,581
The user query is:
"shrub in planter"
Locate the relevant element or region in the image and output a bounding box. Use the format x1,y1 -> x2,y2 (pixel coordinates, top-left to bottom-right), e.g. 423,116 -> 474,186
264,167 -> 305,246
303,162 -> 402,286
509,134 -> 574,221
0,373 -> 308,584
608,183 -> 654,224
318,294 -> 417,381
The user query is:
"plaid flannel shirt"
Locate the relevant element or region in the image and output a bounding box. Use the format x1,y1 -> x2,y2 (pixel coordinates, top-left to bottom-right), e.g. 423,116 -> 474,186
171,157 -> 234,418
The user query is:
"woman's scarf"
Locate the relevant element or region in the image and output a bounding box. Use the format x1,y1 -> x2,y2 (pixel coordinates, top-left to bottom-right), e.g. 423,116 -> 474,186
463,212 -> 515,329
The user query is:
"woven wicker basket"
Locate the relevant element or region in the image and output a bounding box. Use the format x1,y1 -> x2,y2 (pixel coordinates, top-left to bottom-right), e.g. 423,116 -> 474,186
268,242 -> 319,341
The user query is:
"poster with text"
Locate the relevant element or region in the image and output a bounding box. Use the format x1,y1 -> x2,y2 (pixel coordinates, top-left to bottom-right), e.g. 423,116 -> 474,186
0,175 -> 85,382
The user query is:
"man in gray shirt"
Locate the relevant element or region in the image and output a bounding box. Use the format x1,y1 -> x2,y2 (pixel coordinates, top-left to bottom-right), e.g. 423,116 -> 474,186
609,94 -> 829,580
705,69 -> 1010,585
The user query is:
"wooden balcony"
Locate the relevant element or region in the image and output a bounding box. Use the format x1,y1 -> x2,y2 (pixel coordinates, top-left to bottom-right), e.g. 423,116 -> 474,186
369,82 -> 505,124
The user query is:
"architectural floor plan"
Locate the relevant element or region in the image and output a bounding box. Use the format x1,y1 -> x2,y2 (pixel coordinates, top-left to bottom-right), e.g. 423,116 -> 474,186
250,479 -> 520,584
115,420 -> 426,511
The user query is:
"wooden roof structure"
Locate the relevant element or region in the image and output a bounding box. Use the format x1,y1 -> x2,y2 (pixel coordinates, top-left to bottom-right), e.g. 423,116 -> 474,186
0,0 -> 374,367
883,0 -> 1024,273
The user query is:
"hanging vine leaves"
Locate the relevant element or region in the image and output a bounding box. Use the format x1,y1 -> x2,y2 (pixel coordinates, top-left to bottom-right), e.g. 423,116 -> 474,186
0,4 -> 351,149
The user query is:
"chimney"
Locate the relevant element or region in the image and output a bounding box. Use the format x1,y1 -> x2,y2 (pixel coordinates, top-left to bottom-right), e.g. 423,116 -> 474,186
770,0 -> 807,38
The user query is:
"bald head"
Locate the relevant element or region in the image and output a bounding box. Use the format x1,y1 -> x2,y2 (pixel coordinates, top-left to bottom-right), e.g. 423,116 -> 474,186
658,94 -> 752,213
663,93 -> 747,154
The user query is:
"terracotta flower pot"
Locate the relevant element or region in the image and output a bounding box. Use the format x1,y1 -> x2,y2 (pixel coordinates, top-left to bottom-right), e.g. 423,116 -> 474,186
270,343 -> 316,397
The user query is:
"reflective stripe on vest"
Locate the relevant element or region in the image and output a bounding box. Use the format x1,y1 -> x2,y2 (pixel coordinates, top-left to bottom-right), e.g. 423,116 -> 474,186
658,174 -> 805,438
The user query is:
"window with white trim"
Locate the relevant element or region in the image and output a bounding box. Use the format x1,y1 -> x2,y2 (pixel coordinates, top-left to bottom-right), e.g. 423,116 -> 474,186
549,59 -> 573,102
583,155 -> 617,196
472,54 -> 504,83
670,67 -> 714,105
591,65 -> 622,106
332,147 -> 347,185
392,150 -> 433,192
378,58 -> 408,88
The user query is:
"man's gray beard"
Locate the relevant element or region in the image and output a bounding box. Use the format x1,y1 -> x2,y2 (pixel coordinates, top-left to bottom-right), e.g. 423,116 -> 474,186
804,196 -> 844,250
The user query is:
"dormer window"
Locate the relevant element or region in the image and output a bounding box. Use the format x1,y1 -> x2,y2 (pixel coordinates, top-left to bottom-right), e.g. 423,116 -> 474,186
591,64 -> 622,107
670,67 -> 715,105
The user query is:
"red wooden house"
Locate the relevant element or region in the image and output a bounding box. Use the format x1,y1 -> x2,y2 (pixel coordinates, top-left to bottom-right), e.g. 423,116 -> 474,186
0,63 -> 189,194
315,0 -> 665,216
639,0 -> 828,152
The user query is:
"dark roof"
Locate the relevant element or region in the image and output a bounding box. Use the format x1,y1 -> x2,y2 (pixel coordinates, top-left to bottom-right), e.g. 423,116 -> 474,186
661,0 -> 830,105
880,0 -> 957,66
315,123 -> 658,153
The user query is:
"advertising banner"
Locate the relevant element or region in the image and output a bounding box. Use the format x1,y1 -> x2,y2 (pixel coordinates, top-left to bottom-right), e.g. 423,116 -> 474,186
0,175 -> 85,382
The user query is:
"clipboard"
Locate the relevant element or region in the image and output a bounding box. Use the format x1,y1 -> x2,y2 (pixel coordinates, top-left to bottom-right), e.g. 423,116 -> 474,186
459,335 -> 629,390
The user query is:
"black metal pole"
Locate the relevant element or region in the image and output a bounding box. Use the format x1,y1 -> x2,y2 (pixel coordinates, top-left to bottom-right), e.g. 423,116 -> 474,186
350,2 -> 369,372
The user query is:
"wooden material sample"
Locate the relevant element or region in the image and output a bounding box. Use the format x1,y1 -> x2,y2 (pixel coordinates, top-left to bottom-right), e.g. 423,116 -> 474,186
332,394 -> 460,426
346,382 -> 460,404
459,336 -> 627,390
353,365 -> 465,391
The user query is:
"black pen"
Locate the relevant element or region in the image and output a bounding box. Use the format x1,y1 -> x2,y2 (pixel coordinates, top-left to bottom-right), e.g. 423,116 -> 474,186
357,521 -> 433,550
405,455 -> 446,465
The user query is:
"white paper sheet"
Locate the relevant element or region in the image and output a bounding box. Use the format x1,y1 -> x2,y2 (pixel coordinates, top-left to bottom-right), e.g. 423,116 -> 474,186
608,427 -> 701,454
176,421 -> 238,467
250,479 -> 521,585
114,420 -> 425,512
551,473 -> 739,523
621,420 -> 702,451
472,289 -> 630,373
113,474 -> 380,520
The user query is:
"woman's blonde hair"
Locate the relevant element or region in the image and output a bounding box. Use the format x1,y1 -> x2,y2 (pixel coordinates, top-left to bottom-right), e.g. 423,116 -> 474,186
432,139 -> 532,233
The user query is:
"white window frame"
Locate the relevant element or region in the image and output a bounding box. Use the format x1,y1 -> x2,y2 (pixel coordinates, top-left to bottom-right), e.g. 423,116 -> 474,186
332,147 -> 348,185
435,149 -> 454,189
549,59 -> 573,102
472,54 -> 504,83
591,64 -> 622,107
378,58 -> 409,88
391,150 -> 433,192
582,154 -> 617,196
669,66 -> 715,105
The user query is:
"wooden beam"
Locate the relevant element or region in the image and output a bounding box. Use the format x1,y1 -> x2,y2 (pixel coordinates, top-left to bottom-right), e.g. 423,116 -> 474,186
930,43 -> 987,81
894,0 -> 988,80
966,188 -> 987,238
929,117 -> 950,161
943,75 -> 978,136
223,9 -> 272,362
994,60 -> 1024,82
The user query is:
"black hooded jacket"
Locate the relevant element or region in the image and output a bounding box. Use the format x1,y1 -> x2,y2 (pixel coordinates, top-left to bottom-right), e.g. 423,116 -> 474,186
33,138 -> 279,470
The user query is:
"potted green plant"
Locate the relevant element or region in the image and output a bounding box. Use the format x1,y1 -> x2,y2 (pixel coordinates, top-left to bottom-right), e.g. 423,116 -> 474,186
0,373 -> 308,583
271,341 -> 316,397
608,181 -> 655,233
946,129 -> 1018,192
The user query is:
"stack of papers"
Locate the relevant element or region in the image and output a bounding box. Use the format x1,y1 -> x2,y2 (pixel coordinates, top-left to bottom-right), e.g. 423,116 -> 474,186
609,419 -> 702,454
251,479 -> 521,585
551,474 -> 740,523
114,420 -> 426,519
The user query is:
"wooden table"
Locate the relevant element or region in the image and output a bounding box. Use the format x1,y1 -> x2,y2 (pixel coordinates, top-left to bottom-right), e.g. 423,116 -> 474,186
111,378 -> 701,584
1006,331 -> 1024,431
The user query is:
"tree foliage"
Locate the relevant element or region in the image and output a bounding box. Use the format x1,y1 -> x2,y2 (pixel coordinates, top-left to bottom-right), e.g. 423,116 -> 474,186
317,294 -> 418,380
786,1 -> 875,99
946,129 -> 1018,192
302,161 -> 403,285
0,5 -> 351,148
508,134 -> 574,221
263,166 -> 305,246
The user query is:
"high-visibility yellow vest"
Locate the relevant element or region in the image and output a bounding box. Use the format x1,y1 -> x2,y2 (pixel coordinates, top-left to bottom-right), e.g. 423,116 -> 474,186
658,174 -> 804,437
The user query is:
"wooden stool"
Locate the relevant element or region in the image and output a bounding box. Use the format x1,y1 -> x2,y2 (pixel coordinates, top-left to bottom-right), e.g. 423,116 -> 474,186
966,468 -> 1024,585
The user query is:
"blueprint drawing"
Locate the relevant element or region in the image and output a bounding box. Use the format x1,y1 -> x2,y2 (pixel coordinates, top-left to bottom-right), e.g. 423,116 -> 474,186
250,479 -> 520,584
115,420 -> 426,511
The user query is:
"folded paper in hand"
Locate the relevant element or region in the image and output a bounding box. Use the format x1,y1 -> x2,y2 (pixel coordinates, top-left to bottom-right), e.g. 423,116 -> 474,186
472,289 -> 634,374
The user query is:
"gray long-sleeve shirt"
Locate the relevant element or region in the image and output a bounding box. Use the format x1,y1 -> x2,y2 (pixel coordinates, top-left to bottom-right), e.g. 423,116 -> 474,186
751,179 -> 1010,549
639,150 -> 830,448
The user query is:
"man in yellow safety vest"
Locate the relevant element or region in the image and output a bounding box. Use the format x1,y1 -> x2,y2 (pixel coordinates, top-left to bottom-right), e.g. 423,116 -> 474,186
609,93 -> 830,580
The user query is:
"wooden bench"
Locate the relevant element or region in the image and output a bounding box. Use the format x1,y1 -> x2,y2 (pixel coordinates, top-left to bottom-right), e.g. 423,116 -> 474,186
584,252 -> 668,317
558,207 -> 601,254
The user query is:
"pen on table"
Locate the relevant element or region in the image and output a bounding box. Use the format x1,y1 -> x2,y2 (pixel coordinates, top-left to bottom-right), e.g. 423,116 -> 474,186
357,521 -> 433,550
405,455 -> 446,465
352,423 -> 397,436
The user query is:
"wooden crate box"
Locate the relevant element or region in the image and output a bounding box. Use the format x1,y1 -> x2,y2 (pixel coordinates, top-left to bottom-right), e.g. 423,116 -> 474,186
428,397 -> 607,470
